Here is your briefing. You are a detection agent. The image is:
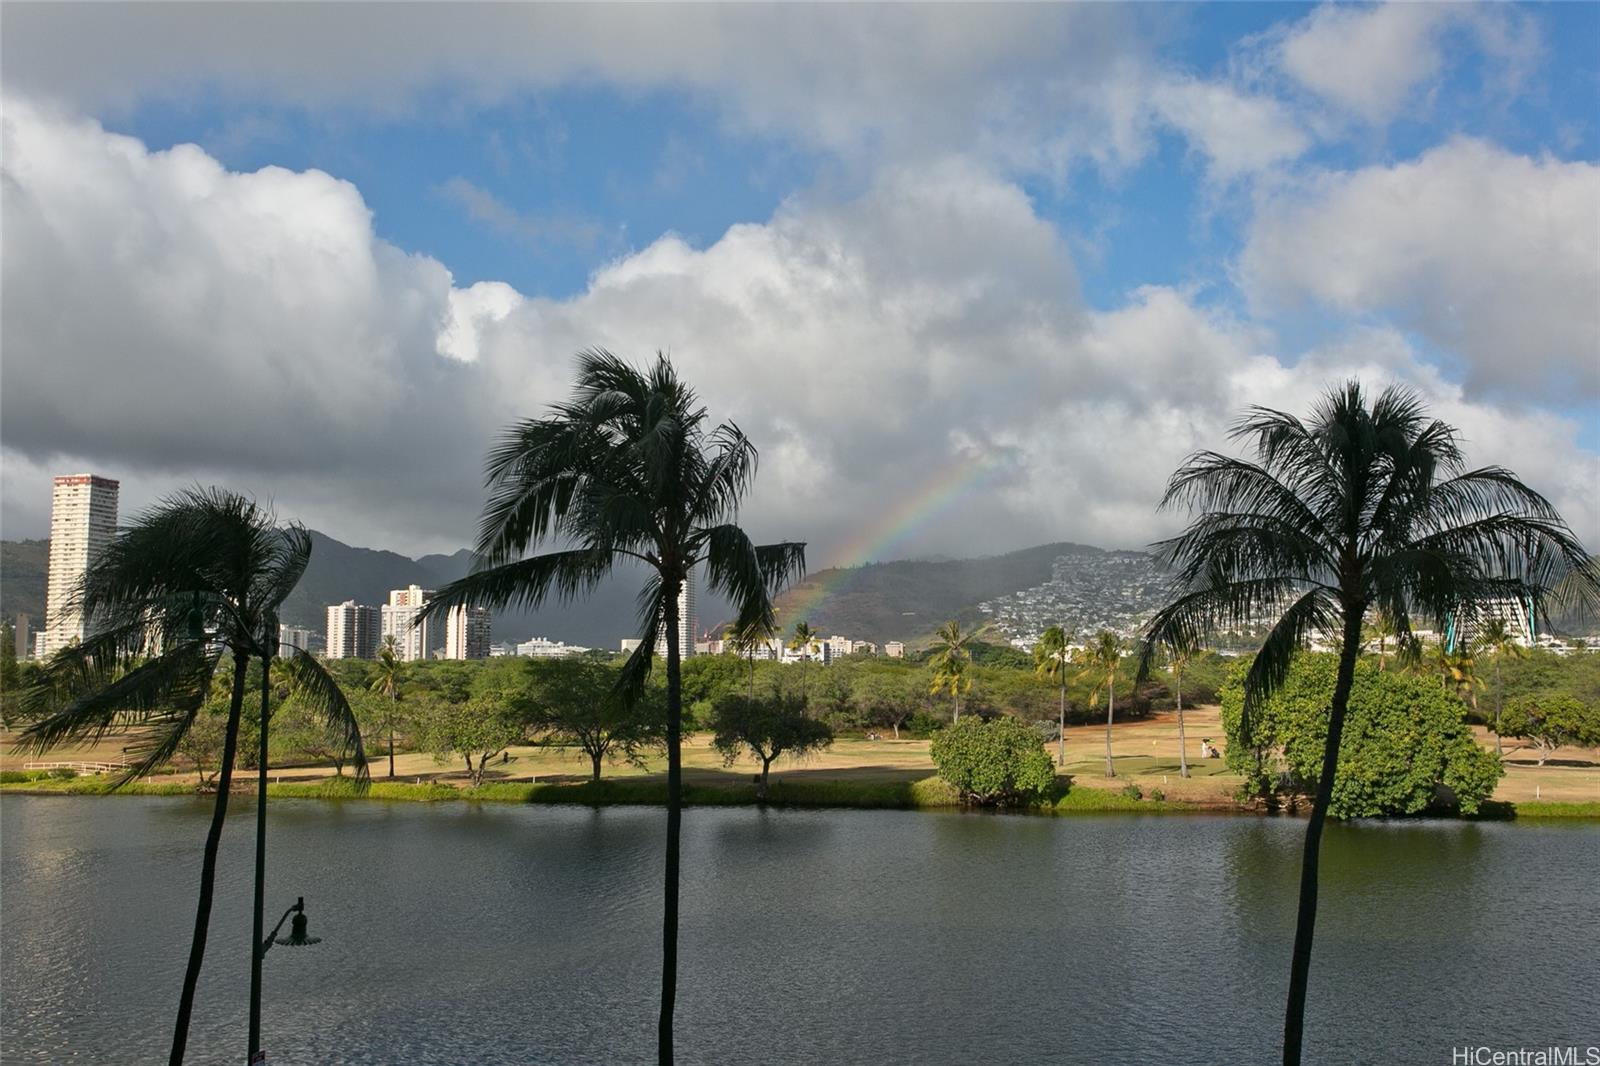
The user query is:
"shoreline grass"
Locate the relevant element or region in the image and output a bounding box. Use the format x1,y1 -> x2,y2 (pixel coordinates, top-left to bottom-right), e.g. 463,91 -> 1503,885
5,771 -> 1594,820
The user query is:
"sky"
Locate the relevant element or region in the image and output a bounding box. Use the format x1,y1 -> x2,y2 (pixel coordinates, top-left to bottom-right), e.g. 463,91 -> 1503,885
2,2 -> 1597,570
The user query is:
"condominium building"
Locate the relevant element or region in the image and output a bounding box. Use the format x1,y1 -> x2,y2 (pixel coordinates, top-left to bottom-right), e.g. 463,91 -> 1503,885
1446,597 -> 1536,653
278,624 -> 318,656
325,601 -> 379,660
381,585 -> 442,661
512,636 -> 589,658
444,605 -> 492,660
13,614 -> 31,660
652,571 -> 697,661
884,641 -> 906,659
41,474 -> 119,657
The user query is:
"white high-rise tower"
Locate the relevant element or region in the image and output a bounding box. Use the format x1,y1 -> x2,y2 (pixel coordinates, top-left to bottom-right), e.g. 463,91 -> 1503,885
381,585 -> 441,661
653,570 -> 697,661
42,474 -> 119,657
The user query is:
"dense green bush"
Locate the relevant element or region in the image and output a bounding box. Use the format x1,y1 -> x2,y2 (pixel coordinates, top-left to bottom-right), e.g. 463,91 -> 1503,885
929,715 -> 1055,806
1221,655 -> 1502,817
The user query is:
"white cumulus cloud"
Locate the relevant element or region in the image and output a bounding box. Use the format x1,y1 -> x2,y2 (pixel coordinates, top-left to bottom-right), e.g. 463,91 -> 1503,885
1240,138 -> 1600,405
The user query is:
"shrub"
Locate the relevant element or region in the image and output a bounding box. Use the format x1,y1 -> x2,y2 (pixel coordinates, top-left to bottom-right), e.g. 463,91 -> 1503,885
1221,655 -> 1504,818
929,715 -> 1055,806
906,711 -> 945,737
1149,787 -> 1165,803
1120,782 -> 1143,801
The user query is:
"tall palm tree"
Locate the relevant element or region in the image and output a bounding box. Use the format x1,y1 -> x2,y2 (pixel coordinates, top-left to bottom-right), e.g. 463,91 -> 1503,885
1162,634 -> 1198,779
724,623 -> 759,702
16,488 -> 365,1065
1137,382 -> 1593,1066
788,620 -> 817,704
1443,644 -> 1484,714
370,635 -> 405,778
928,619 -> 984,722
419,350 -> 804,1066
1079,630 -> 1123,777
1033,625 -> 1070,765
1363,607 -> 1397,671
1477,618 -> 1525,759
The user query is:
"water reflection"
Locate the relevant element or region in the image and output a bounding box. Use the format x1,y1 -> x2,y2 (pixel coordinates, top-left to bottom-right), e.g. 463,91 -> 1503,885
2,798 -> 1594,1065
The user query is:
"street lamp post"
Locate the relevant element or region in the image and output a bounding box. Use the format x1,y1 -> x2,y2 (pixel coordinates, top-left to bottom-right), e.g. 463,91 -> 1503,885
248,897 -> 320,1063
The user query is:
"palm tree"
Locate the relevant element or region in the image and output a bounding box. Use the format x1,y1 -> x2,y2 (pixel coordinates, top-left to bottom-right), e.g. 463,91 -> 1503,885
1137,382 -> 1593,1066
1443,645 -> 1484,714
15,488 -> 365,1065
1477,619 -> 1525,759
1033,625 -> 1070,765
928,619 -> 984,722
1162,634 -> 1199,779
1363,607 -> 1398,671
370,635 -> 405,778
788,620 -> 817,704
419,350 -> 804,1066
1079,630 -> 1123,777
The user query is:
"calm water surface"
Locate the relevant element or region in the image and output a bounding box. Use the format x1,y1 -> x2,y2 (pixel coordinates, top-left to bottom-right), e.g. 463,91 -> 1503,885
1,795 -> 1595,1064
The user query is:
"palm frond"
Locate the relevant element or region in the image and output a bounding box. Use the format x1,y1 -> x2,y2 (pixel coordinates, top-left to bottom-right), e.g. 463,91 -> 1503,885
282,649 -> 369,787
420,549 -> 619,620
17,641 -> 218,761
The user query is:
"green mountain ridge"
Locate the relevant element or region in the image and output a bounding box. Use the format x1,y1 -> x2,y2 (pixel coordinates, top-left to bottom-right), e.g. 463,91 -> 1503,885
772,541 -> 1122,647
2,533 -> 1161,651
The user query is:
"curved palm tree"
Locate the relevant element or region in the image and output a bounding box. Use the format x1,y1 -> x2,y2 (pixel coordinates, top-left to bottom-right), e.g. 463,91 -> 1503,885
1033,625 -> 1070,765
1137,381 -> 1593,1066
15,488 -> 365,1065
928,619 -> 985,723
419,350 -> 804,1066
370,635 -> 405,777
1079,630 -> 1124,777
788,620 -> 817,704
1477,619 -> 1525,759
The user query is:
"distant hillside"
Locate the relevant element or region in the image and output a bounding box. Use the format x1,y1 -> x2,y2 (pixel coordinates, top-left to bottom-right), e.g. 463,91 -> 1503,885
772,542 -> 1103,646
0,538 -> 49,622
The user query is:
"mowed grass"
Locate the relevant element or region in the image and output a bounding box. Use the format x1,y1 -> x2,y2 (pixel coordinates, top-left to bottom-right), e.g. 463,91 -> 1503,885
4,707 -> 1595,816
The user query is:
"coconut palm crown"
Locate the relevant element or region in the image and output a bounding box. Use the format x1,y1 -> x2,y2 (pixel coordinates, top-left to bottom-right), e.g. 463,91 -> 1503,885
15,487 -> 365,1065
416,349 -> 805,1066
1136,381 -> 1595,1066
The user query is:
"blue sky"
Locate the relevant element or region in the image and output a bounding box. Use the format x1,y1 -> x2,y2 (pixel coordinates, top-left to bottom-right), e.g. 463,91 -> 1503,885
2,3 -> 1597,560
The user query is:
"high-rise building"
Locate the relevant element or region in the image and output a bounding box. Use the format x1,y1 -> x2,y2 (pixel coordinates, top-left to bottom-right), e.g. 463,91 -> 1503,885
381,585 -> 442,661
14,614 -> 31,660
325,601 -> 379,659
652,571 -> 697,661
278,624 -> 315,656
444,605 -> 491,660
42,474 -> 119,657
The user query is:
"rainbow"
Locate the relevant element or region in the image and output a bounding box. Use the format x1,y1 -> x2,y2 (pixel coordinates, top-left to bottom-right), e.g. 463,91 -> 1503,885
777,449 -> 1001,624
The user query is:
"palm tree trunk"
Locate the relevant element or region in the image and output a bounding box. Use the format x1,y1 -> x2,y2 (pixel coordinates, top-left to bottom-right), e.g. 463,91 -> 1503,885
389,693 -> 398,778
249,654 -> 270,1062
1493,657 -> 1503,759
659,582 -> 682,1066
1057,681 -> 1066,766
1176,665 -> 1189,779
1103,677 -> 1115,778
169,650 -> 248,1066
1281,606 -> 1363,1066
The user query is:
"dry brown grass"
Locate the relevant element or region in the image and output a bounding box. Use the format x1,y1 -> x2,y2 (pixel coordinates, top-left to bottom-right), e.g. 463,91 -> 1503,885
5,706 -> 1595,805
